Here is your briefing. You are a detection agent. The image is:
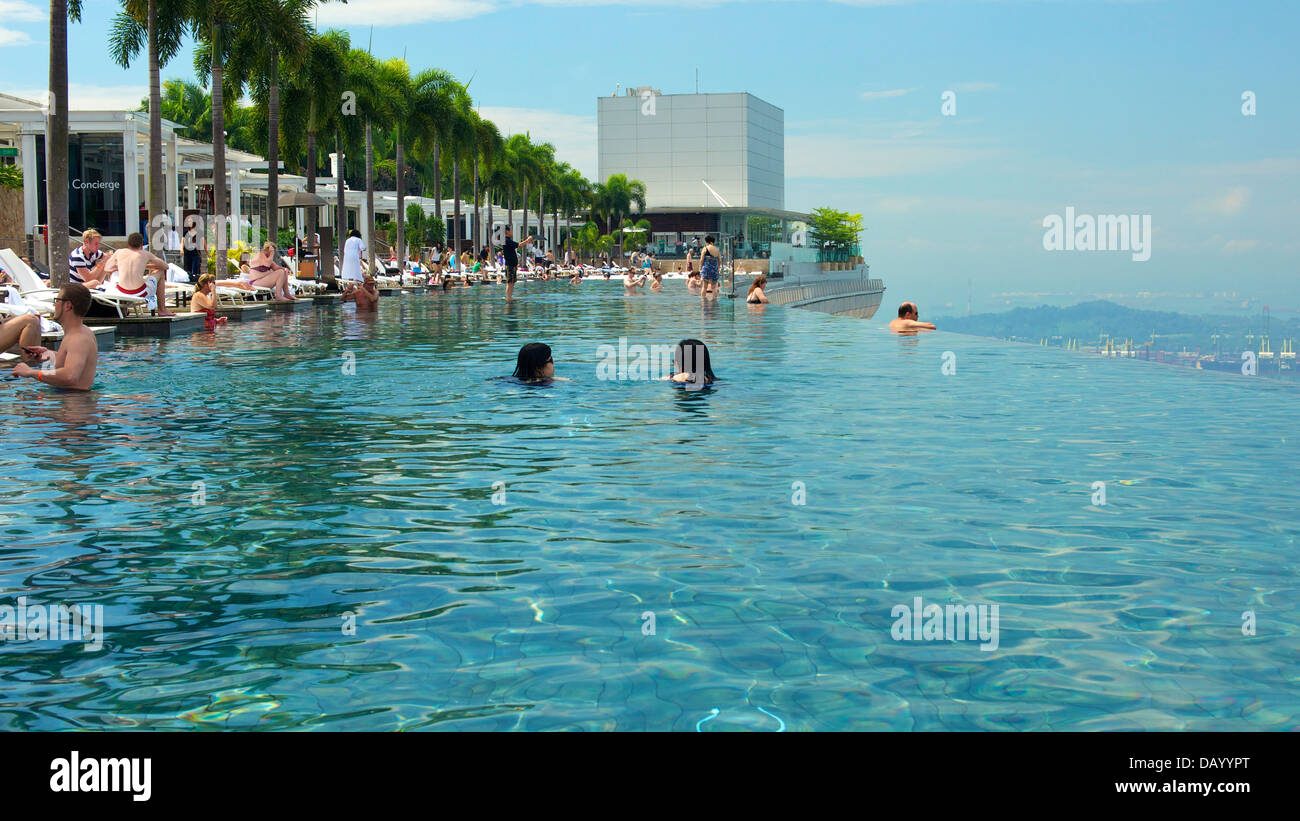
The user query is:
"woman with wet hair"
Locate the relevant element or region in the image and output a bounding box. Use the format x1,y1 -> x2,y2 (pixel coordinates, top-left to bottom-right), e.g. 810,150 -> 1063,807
663,338 -> 718,386
512,342 -> 568,382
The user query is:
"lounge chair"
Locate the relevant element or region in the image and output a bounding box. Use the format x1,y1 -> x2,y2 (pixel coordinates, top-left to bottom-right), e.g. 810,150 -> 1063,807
1,286 -> 65,341
0,248 -> 148,318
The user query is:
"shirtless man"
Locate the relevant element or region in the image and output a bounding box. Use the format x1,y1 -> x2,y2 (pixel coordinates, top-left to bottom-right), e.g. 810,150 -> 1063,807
103,232 -> 172,315
622,269 -> 647,294
10,283 -> 98,390
342,275 -> 379,311
888,301 -> 937,332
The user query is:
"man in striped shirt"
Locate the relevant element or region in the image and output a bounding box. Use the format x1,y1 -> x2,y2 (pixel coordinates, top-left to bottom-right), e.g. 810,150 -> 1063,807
67,229 -> 107,288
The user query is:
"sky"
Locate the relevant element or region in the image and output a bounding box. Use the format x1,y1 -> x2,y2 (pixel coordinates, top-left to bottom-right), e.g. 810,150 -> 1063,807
1,0 -> 1297,314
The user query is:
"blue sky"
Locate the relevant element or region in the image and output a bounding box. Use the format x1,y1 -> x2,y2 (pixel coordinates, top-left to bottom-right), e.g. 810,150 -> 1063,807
2,0 -> 1297,314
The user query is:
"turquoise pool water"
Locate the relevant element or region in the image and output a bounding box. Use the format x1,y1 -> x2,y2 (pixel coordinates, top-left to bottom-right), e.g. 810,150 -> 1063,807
1,285 -> 1297,731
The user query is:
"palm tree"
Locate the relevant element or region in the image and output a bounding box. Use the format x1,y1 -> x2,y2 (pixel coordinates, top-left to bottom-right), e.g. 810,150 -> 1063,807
443,88 -> 474,254
591,173 -> 646,255
409,68 -> 458,225
110,0 -> 189,237
286,29 -> 347,245
471,113 -> 503,256
192,0 -> 240,266
545,160 -> 569,258
230,0 -> 312,246
558,167 -> 589,252
505,134 -> 538,246
152,79 -> 212,140
47,1 -> 77,285
376,58 -> 412,260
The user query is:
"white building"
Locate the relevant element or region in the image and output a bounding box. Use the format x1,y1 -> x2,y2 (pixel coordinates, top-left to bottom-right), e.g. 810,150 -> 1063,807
598,88 -> 784,210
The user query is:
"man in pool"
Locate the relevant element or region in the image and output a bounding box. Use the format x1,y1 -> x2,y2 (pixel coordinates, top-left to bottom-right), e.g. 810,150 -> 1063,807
889,301 -> 937,332
10,283 -> 98,391
342,274 -> 380,311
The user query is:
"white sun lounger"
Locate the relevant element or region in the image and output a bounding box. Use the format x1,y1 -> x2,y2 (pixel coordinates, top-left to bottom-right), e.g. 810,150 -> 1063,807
1,286 -> 64,340
1,248 -> 148,317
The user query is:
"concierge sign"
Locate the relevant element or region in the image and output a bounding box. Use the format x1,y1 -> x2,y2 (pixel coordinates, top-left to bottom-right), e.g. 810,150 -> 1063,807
72,178 -> 121,191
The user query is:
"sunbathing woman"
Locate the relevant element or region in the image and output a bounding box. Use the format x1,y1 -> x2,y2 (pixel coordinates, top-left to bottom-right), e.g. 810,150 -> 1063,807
244,242 -> 303,302
189,274 -> 228,325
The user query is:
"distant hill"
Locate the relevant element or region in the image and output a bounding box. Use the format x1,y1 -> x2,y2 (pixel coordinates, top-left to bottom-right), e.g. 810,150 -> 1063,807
935,300 -> 1299,347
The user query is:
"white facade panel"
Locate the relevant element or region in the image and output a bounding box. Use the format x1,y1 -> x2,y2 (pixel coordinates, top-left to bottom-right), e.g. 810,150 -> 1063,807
598,90 -> 784,208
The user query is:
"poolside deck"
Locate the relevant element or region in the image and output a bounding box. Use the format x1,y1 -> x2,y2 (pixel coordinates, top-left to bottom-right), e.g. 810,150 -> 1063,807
87,312 -> 206,338
216,304 -> 269,321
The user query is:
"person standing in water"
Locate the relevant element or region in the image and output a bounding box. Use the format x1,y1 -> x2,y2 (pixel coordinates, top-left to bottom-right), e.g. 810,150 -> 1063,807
502,225 -> 533,302
698,235 -> 721,300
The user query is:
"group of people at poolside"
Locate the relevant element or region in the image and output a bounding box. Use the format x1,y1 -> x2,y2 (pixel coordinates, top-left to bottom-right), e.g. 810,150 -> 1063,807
3,219 -> 935,391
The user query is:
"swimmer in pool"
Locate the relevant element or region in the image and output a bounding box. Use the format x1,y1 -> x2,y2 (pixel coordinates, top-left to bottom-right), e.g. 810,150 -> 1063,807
888,301 -> 936,332
512,342 -> 569,382
660,338 -> 717,388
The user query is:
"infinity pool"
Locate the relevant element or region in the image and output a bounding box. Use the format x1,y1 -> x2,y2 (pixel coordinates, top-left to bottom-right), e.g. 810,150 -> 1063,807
1,285 -> 1297,730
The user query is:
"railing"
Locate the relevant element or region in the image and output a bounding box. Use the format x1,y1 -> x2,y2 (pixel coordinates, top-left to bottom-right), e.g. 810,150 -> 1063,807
815,246 -> 862,263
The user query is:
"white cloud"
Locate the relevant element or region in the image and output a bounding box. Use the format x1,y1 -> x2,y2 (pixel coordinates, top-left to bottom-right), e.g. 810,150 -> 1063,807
1193,186 -> 1249,216
8,83 -> 148,111
476,105 -> 596,178
0,1 -> 43,22
1223,239 -> 1257,253
0,27 -> 34,47
952,81 -> 998,93
317,0 -> 498,24
860,88 -> 912,100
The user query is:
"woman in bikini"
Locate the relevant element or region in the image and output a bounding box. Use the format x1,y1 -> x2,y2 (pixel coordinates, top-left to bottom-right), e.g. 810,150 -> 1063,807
746,276 -> 769,304
244,242 -> 302,302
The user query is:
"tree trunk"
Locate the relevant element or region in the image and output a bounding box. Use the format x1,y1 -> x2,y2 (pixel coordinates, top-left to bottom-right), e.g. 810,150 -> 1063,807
266,50 -> 280,246
432,142 -> 441,220
521,183 -> 528,239
537,189 -> 544,252
211,22 -> 226,268
365,120 -> 374,266
305,127 -> 316,239
486,187 -> 493,254
452,156 -> 461,255
46,0 -> 70,285
395,129 -> 405,262
147,0 -> 165,243
552,205 -> 558,257
335,129 -> 345,268
472,157 -> 479,256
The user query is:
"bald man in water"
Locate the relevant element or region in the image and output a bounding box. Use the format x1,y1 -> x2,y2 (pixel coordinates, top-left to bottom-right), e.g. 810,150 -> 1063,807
888,301 -> 936,332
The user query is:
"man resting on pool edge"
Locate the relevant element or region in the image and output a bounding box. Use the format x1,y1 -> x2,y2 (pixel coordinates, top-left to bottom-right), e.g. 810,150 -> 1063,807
888,301 -> 937,333
10,283 -> 99,391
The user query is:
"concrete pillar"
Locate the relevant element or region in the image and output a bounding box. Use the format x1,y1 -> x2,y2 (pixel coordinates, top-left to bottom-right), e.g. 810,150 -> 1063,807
167,132 -> 179,215
230,167 -> 242,246
21,133 -> 38,230
123,122 -> 139,239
